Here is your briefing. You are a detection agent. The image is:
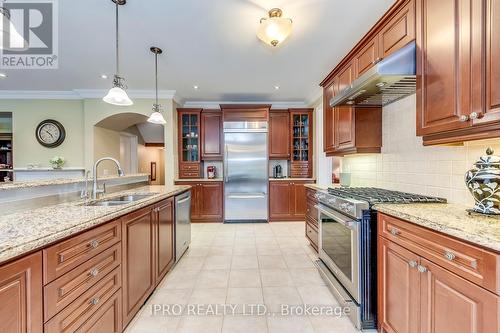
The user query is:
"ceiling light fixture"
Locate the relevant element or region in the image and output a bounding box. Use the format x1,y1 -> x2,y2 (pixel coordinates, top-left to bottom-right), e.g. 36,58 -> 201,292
0,72 -> 7,78
274,85 -> 280,90
193,85 -> 199,90
147,47 -> 166,125
257,8 -> 292,47
100,74 -> 108,79
0,0 -> 28,51
103,0 -> 133,106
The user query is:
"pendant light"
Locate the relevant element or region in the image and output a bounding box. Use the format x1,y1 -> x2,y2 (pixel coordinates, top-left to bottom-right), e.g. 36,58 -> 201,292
147,47 -> 166,124
257,8 -> 293,47
0,1 -> 28,51
103,0 -> 133,106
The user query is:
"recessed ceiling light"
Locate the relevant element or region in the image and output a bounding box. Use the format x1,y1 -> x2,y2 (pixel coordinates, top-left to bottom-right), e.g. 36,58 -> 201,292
100,74 -> 108,79
193,85 -> 199,90
0,73 -> 7,79
274,85 -> 280,90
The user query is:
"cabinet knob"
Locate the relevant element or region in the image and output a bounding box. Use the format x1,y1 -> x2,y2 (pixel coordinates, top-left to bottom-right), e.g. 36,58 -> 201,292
443,250 -> 456,261
417,265 -> 428,273
469,112 -> 482,120
459,115 -> 469,122
89,268 -> 99,277
89,240 -> 99,249
408,260 -> 418,268
89,297 -> 100,306
390,228 -> 401,236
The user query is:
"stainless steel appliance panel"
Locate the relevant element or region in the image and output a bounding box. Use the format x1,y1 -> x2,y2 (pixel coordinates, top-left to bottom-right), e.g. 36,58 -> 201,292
175,191 -> 191,262
224,122 -> 268,222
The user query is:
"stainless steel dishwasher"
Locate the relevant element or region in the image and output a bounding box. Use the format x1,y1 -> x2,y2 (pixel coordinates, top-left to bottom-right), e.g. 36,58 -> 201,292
175,191 -> 191,262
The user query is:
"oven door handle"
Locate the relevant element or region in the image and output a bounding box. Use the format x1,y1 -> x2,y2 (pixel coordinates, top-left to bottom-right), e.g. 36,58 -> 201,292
315,205 -> 356,230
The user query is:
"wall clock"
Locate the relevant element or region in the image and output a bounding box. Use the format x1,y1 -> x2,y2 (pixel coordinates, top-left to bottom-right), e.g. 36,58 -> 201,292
35,119 -> 66,148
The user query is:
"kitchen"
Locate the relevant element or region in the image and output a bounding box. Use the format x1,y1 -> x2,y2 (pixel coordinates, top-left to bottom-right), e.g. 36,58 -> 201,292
0,0 -> 499,333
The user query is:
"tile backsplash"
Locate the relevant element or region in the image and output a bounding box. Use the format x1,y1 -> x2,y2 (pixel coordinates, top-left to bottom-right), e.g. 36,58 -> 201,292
341,94 -> 500,205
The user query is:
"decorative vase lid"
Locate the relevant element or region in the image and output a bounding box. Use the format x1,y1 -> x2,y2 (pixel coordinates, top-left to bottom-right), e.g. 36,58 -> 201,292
475,148 -> 500,168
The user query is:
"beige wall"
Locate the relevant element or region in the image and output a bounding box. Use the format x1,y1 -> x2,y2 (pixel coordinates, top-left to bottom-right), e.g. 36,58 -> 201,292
138,145 -> 165,185
340,94 -> 500,205
93,126 -> 122,176
0,100 -> 85,168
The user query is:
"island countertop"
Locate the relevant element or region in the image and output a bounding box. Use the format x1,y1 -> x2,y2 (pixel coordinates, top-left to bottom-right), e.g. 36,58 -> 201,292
374,203 -> 500,253
0,185 -> 190,265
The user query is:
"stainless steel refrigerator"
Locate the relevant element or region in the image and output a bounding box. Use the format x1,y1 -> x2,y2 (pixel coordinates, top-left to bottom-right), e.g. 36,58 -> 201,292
224,121 -> 268,222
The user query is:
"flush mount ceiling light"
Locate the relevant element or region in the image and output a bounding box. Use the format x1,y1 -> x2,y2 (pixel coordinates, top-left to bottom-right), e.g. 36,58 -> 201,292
0,72 -> 7,78
147,47 -> 166,125
103,0 -> 133,106
257,8 -> 292,47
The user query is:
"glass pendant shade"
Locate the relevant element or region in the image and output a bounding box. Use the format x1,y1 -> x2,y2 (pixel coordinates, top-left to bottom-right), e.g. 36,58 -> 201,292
257,8 -> 292,47
148,110 -> 166,124
102,86 -> 133,106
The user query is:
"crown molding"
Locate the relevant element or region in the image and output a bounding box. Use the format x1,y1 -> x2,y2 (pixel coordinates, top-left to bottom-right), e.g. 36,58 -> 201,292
0,90 -> 177,100
182,100 -> 309,109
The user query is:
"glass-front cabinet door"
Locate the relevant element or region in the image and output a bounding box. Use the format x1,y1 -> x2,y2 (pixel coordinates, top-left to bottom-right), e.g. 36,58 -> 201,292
181,113 -> 200,162
292,113 -> 310,162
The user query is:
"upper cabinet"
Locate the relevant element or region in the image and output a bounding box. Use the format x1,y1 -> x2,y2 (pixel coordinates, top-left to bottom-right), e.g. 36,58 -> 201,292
353,36 -> 380,78
416,0 -> 500,144
269,110 -> 290,159
290,109 -> 313,178
201,110 -> 223,161
178,108 -> 202,179
378,0 -> 415,59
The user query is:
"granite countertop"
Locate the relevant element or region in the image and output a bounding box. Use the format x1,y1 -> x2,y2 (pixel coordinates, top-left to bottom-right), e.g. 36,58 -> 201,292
174,178 -> 223,182
269,178 -> 316,181
304,183 -> 340,190
0,184 -> 190,264
374,203 -> 500,253
0,173 -> 150,191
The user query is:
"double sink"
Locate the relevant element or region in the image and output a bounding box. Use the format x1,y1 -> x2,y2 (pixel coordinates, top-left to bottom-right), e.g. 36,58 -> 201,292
85,194 -> 156,207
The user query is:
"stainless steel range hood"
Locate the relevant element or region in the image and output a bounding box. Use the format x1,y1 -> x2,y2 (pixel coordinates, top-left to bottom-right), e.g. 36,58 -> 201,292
330,41 -> 416,108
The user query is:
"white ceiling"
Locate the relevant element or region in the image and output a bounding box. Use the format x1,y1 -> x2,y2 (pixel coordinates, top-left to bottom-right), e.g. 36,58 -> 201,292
0,0 -> 395,104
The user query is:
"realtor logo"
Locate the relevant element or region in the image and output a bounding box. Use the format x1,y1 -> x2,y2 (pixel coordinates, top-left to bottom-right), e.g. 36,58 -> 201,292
0,0 -> 58,69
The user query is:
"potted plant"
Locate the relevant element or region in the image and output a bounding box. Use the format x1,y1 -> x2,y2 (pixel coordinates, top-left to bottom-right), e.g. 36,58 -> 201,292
49,156 -> 65,169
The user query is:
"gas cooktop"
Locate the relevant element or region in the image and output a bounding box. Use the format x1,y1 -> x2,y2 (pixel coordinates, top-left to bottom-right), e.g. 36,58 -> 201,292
327,187 -> 447,204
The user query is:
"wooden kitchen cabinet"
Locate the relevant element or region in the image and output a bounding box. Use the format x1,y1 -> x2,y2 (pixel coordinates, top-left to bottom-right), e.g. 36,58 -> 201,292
353,36 -> 380,78
121,206 -> 156,326
178,108 -> 202,178
155,198 -> 175,283
290,109 -> 313,178
0,252 -> 43,333
305,187 -> 319,251
323,79 -> 336,154
269,110 -> 290,159
269,180 -> 315,222
378,213 -> 500,333
378,0 -> 415,59
201,110 -> 223,161
175,182 -> 223,222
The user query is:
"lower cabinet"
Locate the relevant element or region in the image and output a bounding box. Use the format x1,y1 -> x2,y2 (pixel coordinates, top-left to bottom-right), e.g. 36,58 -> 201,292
175,181 -> 223,222
0,252 -> 43,333
269,180 -> 315,221
305,188 -> 319,251
378,213 -> 500,333
155,198 -> 175,282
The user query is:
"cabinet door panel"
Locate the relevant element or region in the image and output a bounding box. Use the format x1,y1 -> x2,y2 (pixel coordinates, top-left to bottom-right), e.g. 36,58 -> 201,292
269,182 -> 292,220
379,0 -> 415,58
291,182 -> 308,219
420,258 -> 500,333
378,238 -> 420,333
323,81 -> 336,153
0,252 -> 43,333
122,207 -> 155,326
336,63 -> 355,149
416,0 -> 472,135
354,36 -> 379,78
201,112 -> 223,160
269,111 -> 290,159
156,198 -> 174,281
198,183 -> 223,221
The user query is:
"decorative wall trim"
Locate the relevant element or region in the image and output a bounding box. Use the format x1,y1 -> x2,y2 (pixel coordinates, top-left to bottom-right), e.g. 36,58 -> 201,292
182,100 -> 310,109
0,90 -> 177,100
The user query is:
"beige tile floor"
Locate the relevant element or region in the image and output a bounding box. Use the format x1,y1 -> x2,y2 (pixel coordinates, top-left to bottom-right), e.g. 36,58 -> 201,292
125,222 -> 362,333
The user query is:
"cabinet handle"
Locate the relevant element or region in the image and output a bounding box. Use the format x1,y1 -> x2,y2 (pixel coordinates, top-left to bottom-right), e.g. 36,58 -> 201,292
408,260 -> 418,268
459,115 -> 469,122
89,297 -> 100,306
89,268 -> 99,277
390,228 -> 401,236
417,265 -> 428,273
469,112 -> 482,120
89,240 -> 99,249
443,250 -> 456,261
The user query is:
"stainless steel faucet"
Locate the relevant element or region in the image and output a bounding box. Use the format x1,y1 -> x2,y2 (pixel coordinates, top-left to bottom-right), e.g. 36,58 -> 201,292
92,157 -> 125,200
80,170 -> 91,200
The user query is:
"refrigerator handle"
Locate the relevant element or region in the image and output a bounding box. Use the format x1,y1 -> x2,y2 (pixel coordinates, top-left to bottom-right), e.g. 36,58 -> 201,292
224,144 -> 228,182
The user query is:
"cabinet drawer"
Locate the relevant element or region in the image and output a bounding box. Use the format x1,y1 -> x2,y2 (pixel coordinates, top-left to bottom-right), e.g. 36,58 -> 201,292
179,170 -> 201,178
73,291 -> 121,333
306,201 -> 318,224
306,188 -> 319,204
379,213 -> 500,295
44,244 -> 121,321
180,164 -> 200,171
306,220 -> 318,250
43,220 -> 121,284
44,267 -> 121,333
